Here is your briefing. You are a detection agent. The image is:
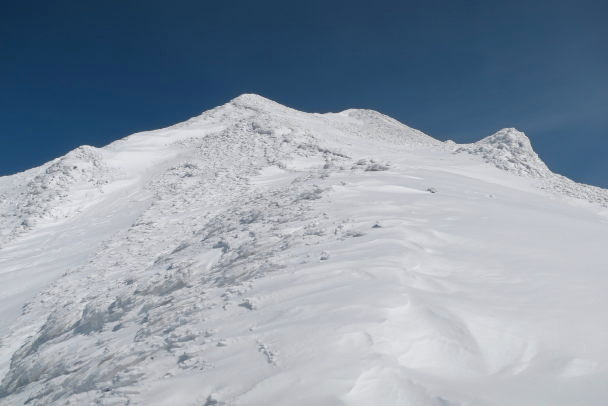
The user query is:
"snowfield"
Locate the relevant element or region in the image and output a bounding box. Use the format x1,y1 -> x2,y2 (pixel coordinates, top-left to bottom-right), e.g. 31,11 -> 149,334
1,94 -> 607,405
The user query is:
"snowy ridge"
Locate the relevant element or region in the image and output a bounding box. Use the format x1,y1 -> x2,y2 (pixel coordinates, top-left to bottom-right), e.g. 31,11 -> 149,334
541,174 -> 608,208
329,108 -> 441,148
452,127 -> 608,207
1,95 -> 607,405
0,146 -> 116,246
453,128 -> 551,178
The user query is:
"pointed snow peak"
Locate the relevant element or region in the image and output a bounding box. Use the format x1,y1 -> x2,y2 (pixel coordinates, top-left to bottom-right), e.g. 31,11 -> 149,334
175,94 -> 291,128
231,93 -> 272,104
456,128 -> 551,177
478,128 -> 534,152
229,93 -> 286,111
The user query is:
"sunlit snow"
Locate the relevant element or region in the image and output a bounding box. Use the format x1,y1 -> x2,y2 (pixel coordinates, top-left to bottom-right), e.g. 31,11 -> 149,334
1,94 -> 607,405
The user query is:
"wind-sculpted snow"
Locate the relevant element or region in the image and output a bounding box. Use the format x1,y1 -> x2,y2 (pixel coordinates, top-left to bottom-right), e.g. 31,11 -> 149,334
452,127 -> 608,207
540,174 -> 608,208
1,94 -> 607,405
453,128 -> 551,178
0,146 -> 116,246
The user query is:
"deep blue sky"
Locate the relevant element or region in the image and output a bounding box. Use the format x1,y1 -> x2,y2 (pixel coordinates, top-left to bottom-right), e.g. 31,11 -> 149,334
2,1 -> 606,187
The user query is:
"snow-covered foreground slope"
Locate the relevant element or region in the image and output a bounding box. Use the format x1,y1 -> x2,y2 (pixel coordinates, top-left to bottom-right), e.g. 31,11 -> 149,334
1,94 -> 607,405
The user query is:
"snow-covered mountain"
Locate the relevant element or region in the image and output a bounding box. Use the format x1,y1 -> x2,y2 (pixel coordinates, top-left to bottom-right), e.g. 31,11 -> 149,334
1,94 -> 607,405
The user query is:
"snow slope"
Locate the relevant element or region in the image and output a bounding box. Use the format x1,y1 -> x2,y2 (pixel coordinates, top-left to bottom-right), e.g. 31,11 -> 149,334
0,94 -> 607,405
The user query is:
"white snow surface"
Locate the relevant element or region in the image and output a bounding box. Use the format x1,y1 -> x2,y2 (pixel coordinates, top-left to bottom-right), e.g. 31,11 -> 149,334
454,128 -> 552,177
1,94 -> 607,405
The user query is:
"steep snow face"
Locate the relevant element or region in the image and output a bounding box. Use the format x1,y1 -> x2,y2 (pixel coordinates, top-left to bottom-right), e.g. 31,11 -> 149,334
454,128 -> 551,177
1,95 -> 607,406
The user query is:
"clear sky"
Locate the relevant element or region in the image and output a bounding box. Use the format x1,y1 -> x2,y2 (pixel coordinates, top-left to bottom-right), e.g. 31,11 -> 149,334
1,0 -> 606,187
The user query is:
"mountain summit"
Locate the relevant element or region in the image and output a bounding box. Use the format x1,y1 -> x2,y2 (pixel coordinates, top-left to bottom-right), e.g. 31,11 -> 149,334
1,95 -> 607,405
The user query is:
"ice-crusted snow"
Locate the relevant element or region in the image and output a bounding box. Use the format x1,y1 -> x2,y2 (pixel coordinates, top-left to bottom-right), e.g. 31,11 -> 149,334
0,146 -> 118,246
0,94 -> 607,405
452,127 -> 608,207
453,128 -> 551,178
